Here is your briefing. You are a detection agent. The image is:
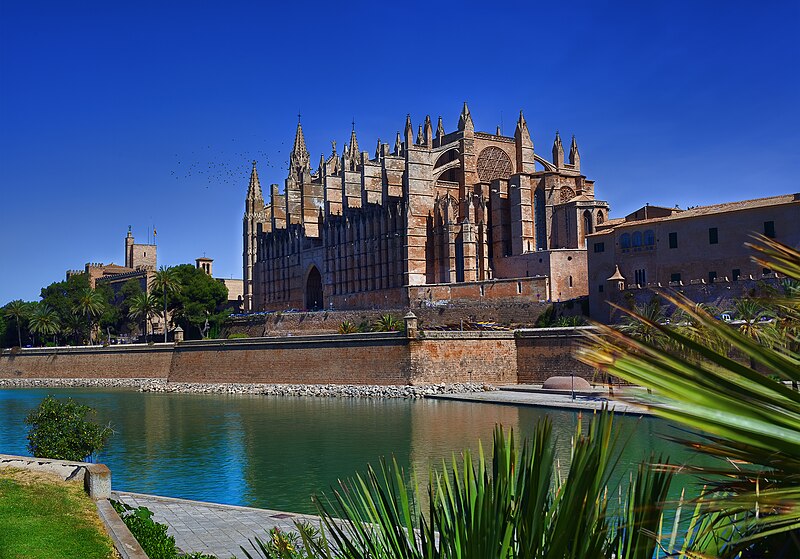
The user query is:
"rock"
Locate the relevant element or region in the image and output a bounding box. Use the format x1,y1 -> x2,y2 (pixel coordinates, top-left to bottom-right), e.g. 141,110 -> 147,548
542,376 -> 592,391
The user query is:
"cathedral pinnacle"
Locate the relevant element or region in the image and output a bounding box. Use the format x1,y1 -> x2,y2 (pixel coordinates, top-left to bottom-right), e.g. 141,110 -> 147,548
416,124 -> 424,145
247,160 -> 263,201
395,131 -> 402,155
569,135 -> 580,169
552,131 -> 565,168
290,119 -> 311,175
404,114 -> 413,147
436,116 -> 444,139
458,102 -> 474,133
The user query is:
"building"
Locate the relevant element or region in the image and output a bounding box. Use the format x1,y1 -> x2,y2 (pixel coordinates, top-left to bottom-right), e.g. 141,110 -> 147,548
243,104 -> 609,312
66,227 -> 157,291
586,193 -> 800,322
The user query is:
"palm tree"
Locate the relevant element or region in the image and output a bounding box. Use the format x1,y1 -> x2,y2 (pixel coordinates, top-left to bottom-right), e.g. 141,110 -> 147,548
128,292 -> 160,342
3,300 -> 29,347
578,235 -> 800,557
72,288 -> 106,345
28,304 -> 60,346
153,266 -> 182,342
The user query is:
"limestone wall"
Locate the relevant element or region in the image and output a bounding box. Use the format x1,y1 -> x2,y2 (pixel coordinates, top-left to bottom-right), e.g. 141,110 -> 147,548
515,327 -> 599,383
0,344 -> 173,379
1,327 -> 595,386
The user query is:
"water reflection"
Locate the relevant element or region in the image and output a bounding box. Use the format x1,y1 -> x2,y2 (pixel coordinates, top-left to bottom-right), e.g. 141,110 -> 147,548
0,388 -> 705,515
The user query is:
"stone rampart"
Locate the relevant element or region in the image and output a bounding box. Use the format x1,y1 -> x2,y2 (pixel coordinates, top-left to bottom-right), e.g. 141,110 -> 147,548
515,327 -> 600,383
1,327 -> 596,386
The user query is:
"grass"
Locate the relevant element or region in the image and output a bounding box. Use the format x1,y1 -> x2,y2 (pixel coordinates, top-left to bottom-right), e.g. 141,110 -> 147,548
0,468 -> 118,559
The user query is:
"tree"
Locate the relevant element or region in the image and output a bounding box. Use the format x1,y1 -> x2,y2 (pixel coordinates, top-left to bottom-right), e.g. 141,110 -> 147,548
72,288 -> 106,345
153,266 -> 182,342
579,236 -> 800,557
3,299 -> 29,347
28,304 -> 60,346
168,264 -> 228,340
40,274 -> 92,344
128,292 -> 160,342
25,396 -> 113,462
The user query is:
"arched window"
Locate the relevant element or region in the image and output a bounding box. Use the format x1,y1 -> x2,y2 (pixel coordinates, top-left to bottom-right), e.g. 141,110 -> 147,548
644,230 -> 655,246
596,210 -> 605,225
620,233 -> 631,249
583,210 -> 593,237
632,231 -> 643,247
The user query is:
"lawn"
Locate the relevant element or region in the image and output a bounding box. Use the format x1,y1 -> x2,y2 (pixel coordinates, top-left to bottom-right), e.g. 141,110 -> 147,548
0,468 -> 118,559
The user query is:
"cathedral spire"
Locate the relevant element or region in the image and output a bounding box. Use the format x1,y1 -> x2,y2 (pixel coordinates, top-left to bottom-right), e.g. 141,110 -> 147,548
423,115 -> 433,148
552,130 -> 564,169
290,118 -> 311,176
404,114 -> 413,147
458,101 -> 474,134
347,124 -> 360,170
514,110 -> 534,174
395,131 -> 402,155
569,135 -> 580,170
247,160 -> 263,201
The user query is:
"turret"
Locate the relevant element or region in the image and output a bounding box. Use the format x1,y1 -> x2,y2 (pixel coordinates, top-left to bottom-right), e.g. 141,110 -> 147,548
514,110 -> 535,174
552,131 -> 564,169
346,124 -> 360,171
243,160 -> 265,312
125,226 -> 134,268
569,135 -> 580,171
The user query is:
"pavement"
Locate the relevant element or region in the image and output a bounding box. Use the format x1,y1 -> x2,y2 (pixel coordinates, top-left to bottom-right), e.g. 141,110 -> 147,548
428,384 -> 652,415
113,491 -> 323,559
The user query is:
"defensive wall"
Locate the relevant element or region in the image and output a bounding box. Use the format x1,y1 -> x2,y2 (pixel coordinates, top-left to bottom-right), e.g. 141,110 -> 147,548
0,327 -> 597,386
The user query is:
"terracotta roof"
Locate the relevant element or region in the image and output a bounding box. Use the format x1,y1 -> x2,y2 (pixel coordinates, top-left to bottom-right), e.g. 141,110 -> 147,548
589,193 -> 798,234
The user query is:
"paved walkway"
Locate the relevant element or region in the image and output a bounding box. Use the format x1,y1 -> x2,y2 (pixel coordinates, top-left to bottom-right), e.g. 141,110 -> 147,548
113,492 -> 322,559
429,385 -> 652,415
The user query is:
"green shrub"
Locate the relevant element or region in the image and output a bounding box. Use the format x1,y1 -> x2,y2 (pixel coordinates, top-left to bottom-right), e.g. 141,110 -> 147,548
372,314 -> 402,332
243,522 -> 326,559
25,396 -> 113,461
111,501 -> 177,558
228,333 -> 248,339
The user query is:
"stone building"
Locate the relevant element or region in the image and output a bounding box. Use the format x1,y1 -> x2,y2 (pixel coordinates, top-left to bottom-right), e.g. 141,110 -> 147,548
66,227 -> 157,291
194,257 -> 244,312
243,104 -> 608,312
586,193 -> 800,322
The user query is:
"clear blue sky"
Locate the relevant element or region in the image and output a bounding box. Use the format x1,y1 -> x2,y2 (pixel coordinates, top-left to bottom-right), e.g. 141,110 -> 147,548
1,0 -> 798,303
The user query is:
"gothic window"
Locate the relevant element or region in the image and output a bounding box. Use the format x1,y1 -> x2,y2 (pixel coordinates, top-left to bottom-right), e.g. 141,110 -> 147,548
596,210 -> 605,224
644,230 -> 655,246
632,231 -> 642,247
620,233 -> 631,249
476,147 -> 513,182
559,186 -> 576,203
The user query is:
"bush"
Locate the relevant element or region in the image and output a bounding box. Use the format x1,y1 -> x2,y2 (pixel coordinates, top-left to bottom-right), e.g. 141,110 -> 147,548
228,333 -> 248,339
25,396 -> 113,461
337,321 -> 358,334
111,501 -> 179,559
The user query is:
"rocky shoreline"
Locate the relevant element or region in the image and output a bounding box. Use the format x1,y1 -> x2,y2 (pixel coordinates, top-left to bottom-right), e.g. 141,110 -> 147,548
0,378 -> 496,399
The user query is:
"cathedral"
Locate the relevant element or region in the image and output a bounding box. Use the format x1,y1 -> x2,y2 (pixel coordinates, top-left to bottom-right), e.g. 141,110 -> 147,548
243,103 -> 608,312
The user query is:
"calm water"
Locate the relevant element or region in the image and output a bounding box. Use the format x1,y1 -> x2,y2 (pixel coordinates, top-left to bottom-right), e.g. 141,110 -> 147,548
0,388 -> 705,514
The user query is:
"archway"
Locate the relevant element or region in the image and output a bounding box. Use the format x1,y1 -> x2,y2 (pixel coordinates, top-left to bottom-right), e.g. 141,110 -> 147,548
305,266 -> 323,310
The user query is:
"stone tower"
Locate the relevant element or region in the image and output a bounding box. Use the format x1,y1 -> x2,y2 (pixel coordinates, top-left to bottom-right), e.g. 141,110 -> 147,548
243,161 -> 265,311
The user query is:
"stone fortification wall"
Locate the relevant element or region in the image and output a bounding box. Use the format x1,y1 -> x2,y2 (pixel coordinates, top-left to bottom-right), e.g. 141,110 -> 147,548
169,334 -> 410,385
0,344 -> 172,379
410,332 -> 518,385
1,327 -> 595,386
515,327 -> 599,383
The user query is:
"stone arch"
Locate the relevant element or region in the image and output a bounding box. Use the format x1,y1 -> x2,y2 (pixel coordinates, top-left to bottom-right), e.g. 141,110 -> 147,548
596,209 -> 604,224
304,265 -> 323,310
583,209 -> 594,236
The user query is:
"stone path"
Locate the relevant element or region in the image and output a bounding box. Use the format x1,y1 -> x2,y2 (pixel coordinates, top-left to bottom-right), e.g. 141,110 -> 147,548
113,491 -> 322,559
428,385 -> 652,415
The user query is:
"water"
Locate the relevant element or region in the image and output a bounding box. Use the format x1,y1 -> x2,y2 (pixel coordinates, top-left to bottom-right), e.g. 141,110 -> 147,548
0,388 -> 706,515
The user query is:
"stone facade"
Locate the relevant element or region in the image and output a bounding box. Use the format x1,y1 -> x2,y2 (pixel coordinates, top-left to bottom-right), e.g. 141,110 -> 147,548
243,104 -> 608,312
586,193 -> 800,322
